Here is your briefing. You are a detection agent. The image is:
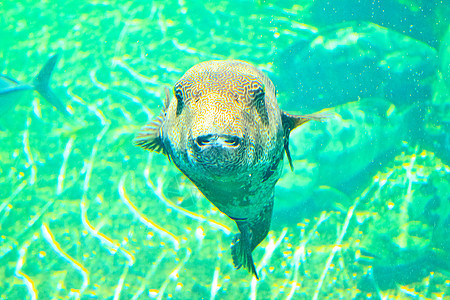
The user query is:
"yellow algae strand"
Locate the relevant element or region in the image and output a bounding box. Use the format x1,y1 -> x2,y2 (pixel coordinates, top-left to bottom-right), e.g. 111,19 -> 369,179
250,228 -> 288,300
287,211 -> 329,300
113,263 -> 130,300
22,119 -> 36,185
88,64 -> 153,121
156,248 -> 191,300
144,162 -> 231,235
15,235 -> 39,300
41,223 -> 89,294
80,196 -> 135,266
115,89 -> 153,120
313,197 -> 361,300
113,57 -> 159,85
398,149 -> 417,248
210,265 -> 220,300
89,68 -> 109,91
119,173 -> 180,250
66,89 -> 111,194
0,180 -> 27,215
130,252 -> 167,300
210,241 -> 224,300
32,97 -> 42,119
56,136 -> 75,195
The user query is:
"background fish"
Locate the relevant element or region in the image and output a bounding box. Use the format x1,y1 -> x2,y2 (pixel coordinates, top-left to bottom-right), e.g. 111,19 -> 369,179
0,54 -> 69,117
135,60 -> 329,278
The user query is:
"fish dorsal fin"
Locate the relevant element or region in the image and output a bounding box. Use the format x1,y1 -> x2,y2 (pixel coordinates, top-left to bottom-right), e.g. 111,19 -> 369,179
134,90 -> 170,155
281,110 -> 331,171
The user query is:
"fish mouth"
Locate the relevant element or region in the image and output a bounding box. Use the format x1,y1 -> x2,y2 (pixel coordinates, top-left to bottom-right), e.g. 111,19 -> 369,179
189,134 -> 245,177
194,134 -> 242,149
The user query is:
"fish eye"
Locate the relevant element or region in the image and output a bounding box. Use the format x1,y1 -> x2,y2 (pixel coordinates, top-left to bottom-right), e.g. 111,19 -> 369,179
174,86 -> 183,102
174,85 -> 184,115
253,86 -> 265,102
249,80 -> 265,99
250,83 -> 268,124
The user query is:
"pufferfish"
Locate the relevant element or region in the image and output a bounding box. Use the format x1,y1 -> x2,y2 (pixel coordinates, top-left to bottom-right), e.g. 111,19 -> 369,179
134,60 -> 328,279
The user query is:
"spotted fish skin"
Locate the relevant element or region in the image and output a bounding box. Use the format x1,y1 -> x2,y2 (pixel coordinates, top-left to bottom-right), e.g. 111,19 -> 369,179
135,60 -> 328,279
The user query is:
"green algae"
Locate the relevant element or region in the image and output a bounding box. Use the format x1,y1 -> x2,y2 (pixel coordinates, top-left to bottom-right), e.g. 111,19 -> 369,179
0,1 -> 449,299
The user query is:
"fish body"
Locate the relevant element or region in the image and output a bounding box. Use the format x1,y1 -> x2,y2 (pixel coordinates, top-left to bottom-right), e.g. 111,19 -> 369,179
135,60 -> 327,278
0,54 -> 69,117
0,75 -> 33,116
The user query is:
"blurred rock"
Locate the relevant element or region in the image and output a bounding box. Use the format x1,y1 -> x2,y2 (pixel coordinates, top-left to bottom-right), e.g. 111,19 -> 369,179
287,97 -> 422,194
441,26 -> 450,90
272,96 -> 424,227
308,0 -> 448,48
354,147 -> 450,291
424,26 -> 450,163
275,21 -> 438,113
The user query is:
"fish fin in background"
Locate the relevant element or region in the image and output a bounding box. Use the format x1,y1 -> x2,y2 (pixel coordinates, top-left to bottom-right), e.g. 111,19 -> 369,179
281,110 -> 332,171
134,89 -> 170,155
33,54 -> 70,116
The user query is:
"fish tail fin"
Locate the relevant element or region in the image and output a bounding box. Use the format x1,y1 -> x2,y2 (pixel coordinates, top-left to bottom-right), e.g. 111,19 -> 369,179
33,54 -> 70,116
230,198 -> 273,280
231,231 -> 259,280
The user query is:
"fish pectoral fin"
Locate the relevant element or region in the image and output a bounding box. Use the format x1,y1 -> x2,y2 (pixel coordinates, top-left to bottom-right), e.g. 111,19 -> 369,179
231,232 -> 259,280
281,110 -> 333,171
134,110 -> 167,155
281,110 -> 334,131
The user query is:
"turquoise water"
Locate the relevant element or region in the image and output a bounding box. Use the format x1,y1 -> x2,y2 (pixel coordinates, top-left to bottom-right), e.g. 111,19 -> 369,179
0,0 -> 449,299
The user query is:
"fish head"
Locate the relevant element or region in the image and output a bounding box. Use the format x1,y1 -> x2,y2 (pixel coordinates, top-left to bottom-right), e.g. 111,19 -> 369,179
162,60 -> 283,181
